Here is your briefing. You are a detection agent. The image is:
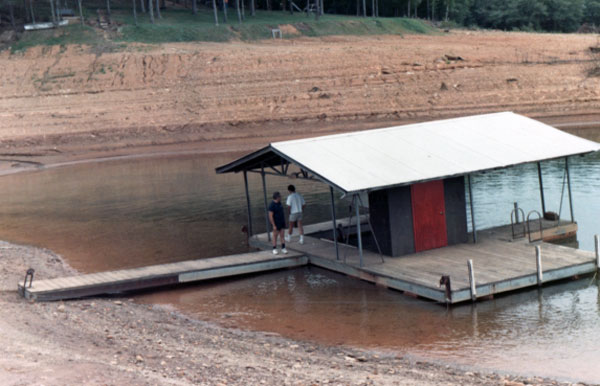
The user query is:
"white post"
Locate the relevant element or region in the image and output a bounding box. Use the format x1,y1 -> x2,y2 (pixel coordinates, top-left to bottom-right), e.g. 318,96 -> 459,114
595,235 -> 599,272
535,245 -> 543,286
467,259 -> 476,302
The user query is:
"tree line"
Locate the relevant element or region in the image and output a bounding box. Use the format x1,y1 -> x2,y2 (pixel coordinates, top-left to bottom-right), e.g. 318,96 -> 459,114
1,0 -> 599,31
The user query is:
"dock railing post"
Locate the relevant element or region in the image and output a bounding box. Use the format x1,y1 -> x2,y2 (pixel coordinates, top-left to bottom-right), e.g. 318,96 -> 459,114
565,157 -> 574,223
468,175 -> 477,243
467,259 -> 476,302
330,186 -> 340,261
243,171 -> 253,236
595,235 -> 599,273
537,162 -> 546,215
261,165 -> 271,242
355,194 -> 364,267
535,245 -> 543,286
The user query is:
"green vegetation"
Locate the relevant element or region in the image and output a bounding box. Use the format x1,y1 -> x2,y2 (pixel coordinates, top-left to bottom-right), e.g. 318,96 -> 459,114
10,25 -> 103,52
114,10 -> 435,43
3,0 -> 597,52
4,4 -> 435,51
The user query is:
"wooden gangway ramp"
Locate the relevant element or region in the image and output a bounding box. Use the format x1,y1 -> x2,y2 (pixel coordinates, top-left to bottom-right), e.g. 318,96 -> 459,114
19,251 -> 307,301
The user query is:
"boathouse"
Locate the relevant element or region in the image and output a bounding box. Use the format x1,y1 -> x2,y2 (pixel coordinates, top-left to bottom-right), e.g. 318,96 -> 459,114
217,112 -> 599,262
213,112 -> 600,304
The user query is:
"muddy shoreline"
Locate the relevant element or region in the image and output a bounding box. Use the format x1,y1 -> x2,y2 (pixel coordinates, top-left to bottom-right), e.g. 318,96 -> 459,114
0,241 -> 586,385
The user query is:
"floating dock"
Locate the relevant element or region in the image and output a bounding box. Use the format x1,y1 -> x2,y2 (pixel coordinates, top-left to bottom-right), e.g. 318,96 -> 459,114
253,220 -> 597,304
18,218 -> 596,304
19,251 -> 306,301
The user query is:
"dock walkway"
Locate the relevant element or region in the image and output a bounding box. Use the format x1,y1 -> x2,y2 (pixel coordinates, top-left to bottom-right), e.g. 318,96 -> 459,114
253,220 -> 596,304
19,251 -> 306,301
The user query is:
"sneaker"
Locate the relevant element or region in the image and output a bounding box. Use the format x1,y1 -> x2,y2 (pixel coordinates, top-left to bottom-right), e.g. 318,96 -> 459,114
299,235 -> 304,245
272,248 -> 279,255
285,234 -> 291,242
282,248 -> 288,254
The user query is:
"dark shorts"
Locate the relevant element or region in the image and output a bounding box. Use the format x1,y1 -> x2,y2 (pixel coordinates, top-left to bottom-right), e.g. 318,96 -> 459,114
274,220 -> 286,230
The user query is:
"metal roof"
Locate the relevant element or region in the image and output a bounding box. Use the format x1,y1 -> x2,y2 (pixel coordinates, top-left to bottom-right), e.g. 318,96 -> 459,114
216,112 -> 600,194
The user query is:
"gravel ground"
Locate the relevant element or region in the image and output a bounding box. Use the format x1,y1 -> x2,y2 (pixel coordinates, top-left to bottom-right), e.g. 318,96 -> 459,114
0,240 -> 591,385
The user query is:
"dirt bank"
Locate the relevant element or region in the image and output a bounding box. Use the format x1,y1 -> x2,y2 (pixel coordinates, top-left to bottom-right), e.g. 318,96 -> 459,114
0,243 -> 582,385
2,30 -> 600,166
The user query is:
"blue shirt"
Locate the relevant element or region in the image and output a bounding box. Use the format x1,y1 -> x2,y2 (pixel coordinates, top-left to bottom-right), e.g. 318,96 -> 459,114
268,201 -> 286,228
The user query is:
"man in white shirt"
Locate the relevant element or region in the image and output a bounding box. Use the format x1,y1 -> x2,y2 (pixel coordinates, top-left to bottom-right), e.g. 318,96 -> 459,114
285,184 -> 306,244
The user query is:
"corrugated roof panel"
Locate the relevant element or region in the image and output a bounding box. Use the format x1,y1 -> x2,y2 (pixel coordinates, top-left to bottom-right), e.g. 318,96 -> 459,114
227,112 -> 600,193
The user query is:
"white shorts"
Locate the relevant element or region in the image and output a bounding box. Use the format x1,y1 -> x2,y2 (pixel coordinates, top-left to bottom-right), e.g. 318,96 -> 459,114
289,212 -> 303,222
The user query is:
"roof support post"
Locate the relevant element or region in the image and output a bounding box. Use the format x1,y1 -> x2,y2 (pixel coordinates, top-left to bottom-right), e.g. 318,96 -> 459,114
537,162 -> 546,215
355,194 -> 364,267
329,186 -> 340,261
261,165 -> 271,241
565,157 -> 574,223
468,174 -> 477,243
243,171 -> 253,236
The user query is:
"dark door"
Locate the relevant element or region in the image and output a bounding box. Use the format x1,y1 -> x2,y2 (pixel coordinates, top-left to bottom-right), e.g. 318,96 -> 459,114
411,180 -> 448,252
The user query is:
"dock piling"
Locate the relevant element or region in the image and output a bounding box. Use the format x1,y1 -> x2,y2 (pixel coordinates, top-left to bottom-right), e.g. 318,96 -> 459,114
535,245 -> 543,286
467,259 -> 476,301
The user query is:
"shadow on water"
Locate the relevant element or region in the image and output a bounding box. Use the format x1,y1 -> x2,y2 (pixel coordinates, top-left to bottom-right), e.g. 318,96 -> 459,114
1,147 -> 600,382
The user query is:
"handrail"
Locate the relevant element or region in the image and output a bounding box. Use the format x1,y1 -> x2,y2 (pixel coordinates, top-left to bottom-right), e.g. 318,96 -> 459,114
526,210 -> 543,242
510,207 -> 526,239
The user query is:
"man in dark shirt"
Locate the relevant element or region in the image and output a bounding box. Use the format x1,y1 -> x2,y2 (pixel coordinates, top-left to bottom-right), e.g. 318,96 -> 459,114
268,191 -> 287,255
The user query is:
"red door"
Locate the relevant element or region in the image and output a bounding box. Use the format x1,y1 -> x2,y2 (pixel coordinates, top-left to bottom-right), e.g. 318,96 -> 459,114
411,180 -> 448,252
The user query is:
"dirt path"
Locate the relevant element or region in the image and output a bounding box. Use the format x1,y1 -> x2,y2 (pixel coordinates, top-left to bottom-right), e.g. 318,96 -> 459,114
0,243 -> 580,385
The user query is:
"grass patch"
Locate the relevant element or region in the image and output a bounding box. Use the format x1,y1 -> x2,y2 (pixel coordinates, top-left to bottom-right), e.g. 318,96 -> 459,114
11,25 -> 101,52
10,7 -> 436,51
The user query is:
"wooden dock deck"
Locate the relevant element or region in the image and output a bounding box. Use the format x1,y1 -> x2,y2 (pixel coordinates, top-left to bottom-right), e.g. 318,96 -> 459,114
253,220 -> 597,304
19,251 -> 307,301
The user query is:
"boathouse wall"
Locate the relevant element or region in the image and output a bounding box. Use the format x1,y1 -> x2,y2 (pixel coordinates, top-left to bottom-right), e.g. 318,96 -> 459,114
368,176 -> 468,257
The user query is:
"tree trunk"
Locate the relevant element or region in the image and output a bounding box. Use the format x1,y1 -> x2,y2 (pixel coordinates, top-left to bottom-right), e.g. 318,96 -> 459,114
148,0 -> 154,23
426,0 -> 429,19
414,0 -> 416,17
315,0 -> 320,20
106,0 -> 112,23
375,0 -> 378,17
30,0 -> 36,23
55,0 -> 62,21
250,0 -> 254,16
356,0 -> 359,16
212,0 -> 219,24
78,0 -> 84,24
320,0 -> 323,15
371,0 -> 374,17
156,0 -> 162,19
140,0 -> 146,13
362,0 -> 366,16
444,2 -> 449,21
222,0 -> 228,22
49,0 -> 57,24
9,2 -> 16,30
132,0 -> 138,25
241,0 -> 245,19
236,0 -> 241,23
22,0 -> 31,22
282,0 -> 287,12
406,0 -> 409,17
192,0 -> 197,14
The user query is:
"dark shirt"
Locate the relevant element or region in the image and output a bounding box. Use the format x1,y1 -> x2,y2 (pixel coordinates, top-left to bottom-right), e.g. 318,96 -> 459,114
268,201 -> 286,229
